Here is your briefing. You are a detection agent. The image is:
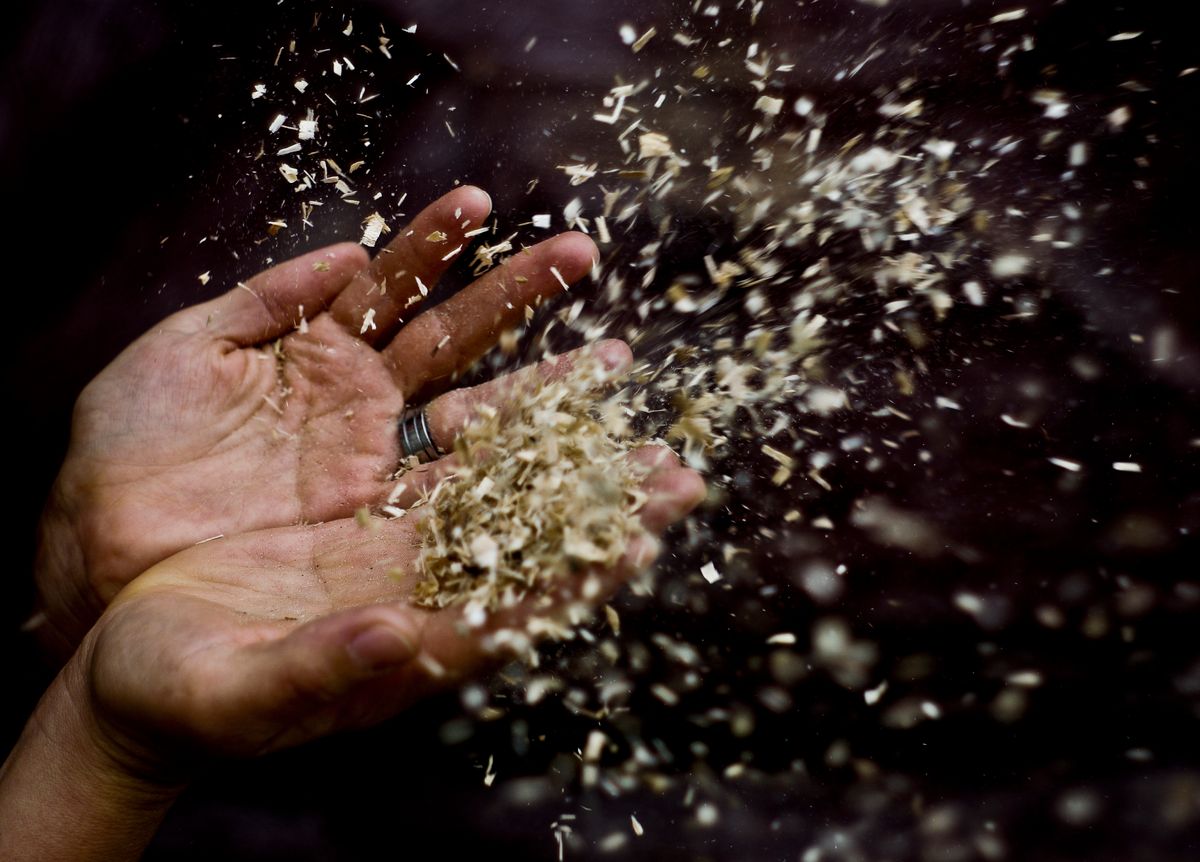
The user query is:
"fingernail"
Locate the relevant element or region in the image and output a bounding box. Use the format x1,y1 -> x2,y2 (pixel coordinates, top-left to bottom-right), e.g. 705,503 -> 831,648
348,625 -> 416,672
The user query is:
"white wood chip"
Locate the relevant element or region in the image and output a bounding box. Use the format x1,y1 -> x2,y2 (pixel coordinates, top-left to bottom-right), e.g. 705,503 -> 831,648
360,213 -> 389,248
923,139 -> 956,160
864,681 -> 888,705
1049,457 -> 1082,472
962,281 -> 985,306
755,95 -> 784,116
990,254 -> 1029,278
639,131 -> 673,159
632,27 -> 657,53
1007,670 -> 1043,687
1108,106 -> 1132,129
990,9 -> 1027,24
761,444 -> 794,467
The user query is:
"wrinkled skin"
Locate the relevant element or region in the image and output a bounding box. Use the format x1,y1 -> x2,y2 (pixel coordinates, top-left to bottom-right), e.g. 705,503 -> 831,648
36,187 -> 606,654
80,444 -> 703,771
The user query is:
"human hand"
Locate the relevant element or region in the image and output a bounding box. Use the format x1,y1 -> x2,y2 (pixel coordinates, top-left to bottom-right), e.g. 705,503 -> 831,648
80,442 -> 702,763
3,445 -> 702,861
35,186 -> 598,654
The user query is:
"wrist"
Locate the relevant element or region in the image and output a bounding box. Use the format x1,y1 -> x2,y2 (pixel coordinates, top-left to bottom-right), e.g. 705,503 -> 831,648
0,654 -> 187,860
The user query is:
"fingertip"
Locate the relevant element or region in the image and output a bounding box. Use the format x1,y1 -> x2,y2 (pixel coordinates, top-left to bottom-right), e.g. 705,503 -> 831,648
324,241 -> 371,273
342,606 -> 420,672
347,624 -> 416,672
550,231 -> 600,276
675,468 -> 708,511
630,442 -> 683,472
589,338 -> 634,374
627,534 -> 662,571
638,466 -> 707,532
449,185 -> 493,222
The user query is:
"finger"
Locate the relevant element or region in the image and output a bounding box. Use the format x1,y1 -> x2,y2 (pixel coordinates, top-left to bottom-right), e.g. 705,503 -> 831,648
627,441 -> 685,475
275,457 -> 697,711
629,448 -> 707,533
384,231 -> 599,401
182,243 -> 369,346
378,339 -> 631,509
327,186 -> 493,344
234,602 -> 422,735
376,454 -> 462,511
422,339 -> 633,453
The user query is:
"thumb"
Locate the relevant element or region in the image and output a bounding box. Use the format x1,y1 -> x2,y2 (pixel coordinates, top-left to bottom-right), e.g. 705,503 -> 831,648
237,604 -> 422,735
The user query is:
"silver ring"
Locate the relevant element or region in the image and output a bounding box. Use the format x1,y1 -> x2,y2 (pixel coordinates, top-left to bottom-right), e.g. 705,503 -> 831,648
398,406 -> 443,464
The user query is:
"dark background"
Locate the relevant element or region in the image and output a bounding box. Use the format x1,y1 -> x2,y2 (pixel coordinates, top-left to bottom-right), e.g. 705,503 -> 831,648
3,1 -> 1200,859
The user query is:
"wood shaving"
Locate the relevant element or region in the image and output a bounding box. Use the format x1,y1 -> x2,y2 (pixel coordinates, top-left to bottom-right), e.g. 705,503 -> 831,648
413,356 -> 649,613
360,212 -> 389,248
638,132 -> 674,159
631,27 -> 657,53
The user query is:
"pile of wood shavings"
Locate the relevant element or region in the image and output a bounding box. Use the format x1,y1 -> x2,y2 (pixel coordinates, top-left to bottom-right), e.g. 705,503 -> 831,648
412,358 -> 648,614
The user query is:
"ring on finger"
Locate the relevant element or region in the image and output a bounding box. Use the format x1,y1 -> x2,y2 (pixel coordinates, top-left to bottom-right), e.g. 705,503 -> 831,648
398,406 -> 443,464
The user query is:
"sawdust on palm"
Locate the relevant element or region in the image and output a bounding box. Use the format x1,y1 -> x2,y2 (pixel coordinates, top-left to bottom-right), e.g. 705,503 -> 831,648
411,358 -> 649,614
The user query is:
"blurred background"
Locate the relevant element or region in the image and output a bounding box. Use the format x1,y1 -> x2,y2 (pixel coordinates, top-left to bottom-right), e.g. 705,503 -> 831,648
3,0 -> 1199,859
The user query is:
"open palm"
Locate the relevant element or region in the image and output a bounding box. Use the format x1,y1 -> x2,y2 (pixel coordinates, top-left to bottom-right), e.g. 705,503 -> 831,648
37,187 -> 602,652
80,446 -> 704,767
